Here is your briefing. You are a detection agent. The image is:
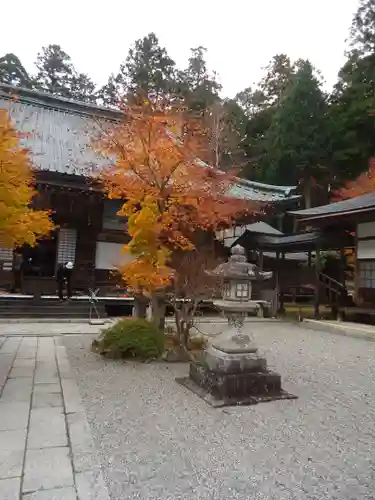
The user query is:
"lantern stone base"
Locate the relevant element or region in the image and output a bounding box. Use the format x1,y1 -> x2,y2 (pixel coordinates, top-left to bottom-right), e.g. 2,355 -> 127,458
176,333 -> 296,407
204,345 -> 267,374
189,361 -> 282,399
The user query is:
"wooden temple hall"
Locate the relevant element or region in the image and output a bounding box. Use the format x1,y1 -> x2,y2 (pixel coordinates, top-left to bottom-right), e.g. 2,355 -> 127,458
233,192 -> 375,320
0,83 -> 301,317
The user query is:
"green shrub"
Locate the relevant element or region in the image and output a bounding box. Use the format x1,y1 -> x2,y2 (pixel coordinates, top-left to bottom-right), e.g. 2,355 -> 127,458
94,319 -> 164,360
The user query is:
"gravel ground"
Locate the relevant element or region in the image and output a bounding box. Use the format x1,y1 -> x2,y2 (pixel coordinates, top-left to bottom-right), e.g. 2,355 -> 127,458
63,322 -> 375,500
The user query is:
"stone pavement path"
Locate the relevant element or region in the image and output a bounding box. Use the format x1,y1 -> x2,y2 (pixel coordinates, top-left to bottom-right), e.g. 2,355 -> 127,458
0,336 -> 110,500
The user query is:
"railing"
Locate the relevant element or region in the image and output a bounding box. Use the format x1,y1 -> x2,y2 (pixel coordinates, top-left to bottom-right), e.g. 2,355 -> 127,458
319,272 -> 346,306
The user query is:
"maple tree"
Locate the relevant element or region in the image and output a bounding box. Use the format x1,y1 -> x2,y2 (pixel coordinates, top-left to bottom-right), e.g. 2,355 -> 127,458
95,98 -> 257,298
0,108 -> 53,248
334,157 -> 375,200
167,249 -> 222,347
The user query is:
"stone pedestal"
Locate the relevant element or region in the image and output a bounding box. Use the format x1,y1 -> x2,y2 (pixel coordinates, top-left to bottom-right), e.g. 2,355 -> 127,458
189,332 -> 282,401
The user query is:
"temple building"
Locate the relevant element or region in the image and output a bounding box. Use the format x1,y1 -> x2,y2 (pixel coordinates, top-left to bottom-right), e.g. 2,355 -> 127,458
0,83 -> 300,298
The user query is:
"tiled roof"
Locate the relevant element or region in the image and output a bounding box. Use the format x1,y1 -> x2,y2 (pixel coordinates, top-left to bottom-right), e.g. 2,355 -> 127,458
289,192 -> 375,220
0,84 -> 300,203
218,222 -> 282,248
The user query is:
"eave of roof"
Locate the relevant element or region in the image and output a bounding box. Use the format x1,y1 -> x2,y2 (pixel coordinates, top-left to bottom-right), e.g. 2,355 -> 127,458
0,83 -> 121,120
0,83 -> 301,203
234,229 -> 354,252
288,192 -> 375,221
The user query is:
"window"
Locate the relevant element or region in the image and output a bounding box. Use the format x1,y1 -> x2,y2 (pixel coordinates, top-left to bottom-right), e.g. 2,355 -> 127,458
359,260 -> 375,289
102,200 -> 127,230
236,282 -> 249,298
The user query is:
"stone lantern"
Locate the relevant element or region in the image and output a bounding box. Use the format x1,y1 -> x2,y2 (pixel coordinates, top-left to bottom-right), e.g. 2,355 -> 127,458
180,245 -> 294,406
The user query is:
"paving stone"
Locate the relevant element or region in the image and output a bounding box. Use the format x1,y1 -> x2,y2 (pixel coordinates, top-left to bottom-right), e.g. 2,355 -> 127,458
22,486 -> 77,499
16,348 -> 37,359
0,433 -> 25,479
0,477 -> 21,499
8,366 -> 34,378
13,358 -> 35,368
67,412 -> 99,472
27,407 -> 67,449
34,373 -> 59,384
0,355 -> 16,392
34,361 -> 59,383
55,346 -> 73,379
1,377 -> 32,402
75,470 -> 110,500
36,338 -> 56,360
0,402 -> 29,430
23,447 -> 74,493
0,428 -> 27,450
33,383 -> 61,394
57,360 -> 73,379
61,379 -> 83,413
0,449 -> 23,479
0,339 -> 21,354
32,392 -> 63,408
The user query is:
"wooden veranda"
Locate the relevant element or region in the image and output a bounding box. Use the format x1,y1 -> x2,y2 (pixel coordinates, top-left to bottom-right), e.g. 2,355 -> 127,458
234,227 -> 354,318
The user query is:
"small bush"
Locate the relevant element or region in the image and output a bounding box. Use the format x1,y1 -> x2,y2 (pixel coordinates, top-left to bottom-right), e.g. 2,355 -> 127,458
94,319 -> 164,360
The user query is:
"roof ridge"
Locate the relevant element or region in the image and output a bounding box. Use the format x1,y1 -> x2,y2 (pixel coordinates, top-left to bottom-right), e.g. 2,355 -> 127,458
0,83 -> 121,119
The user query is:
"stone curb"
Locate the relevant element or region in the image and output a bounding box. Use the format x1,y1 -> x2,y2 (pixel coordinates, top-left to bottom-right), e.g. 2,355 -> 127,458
0,318 -> 110,324
300,319 -> 375,342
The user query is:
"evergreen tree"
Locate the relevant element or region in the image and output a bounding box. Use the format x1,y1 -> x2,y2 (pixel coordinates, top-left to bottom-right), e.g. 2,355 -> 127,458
259,54 -> 294,107
70,72 -> 96,103
349,0 -> 375,54
34,44 -> 96,102
329,0 -> 375,182
0,53 -> 31,87
177,46 -> 221,112
236,54 -> 295,181
265,60 -> 329,206
96,74 -> 120,107
34,44 -> 75,97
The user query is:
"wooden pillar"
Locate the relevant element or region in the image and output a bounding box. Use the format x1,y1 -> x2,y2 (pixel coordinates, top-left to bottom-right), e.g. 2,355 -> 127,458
340,247 -> 346,301
279,251 -> 286,314
277,214 -> 284,232
258,250 -> 264,270
274,250 -> 280,317
293,216 -> 298,234
314,246 -> 321,319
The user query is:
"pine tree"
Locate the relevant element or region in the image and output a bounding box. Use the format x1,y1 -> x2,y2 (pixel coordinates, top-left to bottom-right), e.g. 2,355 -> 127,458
349,0 -> 375,55
0,53 -> 31,87
34,44 -> 96,102
177,46 -> 221,112
96,74 -> 120,107
329,0 -> 375,182
265,60 -> 329,206
34,45 -> 75,97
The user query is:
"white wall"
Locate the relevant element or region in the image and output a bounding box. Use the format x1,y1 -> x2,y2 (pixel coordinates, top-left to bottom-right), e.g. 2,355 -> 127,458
357,239 -> 375,260
358,222 -> 375,239
95,241 -> 135,270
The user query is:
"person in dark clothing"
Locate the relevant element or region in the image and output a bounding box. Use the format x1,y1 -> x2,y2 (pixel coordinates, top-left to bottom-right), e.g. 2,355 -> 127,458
11,251 -> 24,293
56,261 -> 73,300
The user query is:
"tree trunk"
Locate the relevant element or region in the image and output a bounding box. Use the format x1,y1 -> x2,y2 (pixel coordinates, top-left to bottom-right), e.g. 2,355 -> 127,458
151,294 -> 166,331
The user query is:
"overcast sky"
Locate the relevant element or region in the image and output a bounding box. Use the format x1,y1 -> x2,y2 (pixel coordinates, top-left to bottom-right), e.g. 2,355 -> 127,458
0,0 -> 359,98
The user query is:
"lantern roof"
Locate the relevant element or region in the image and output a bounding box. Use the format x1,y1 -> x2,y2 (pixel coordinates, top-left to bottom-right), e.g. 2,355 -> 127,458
208,246 -> 272,281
